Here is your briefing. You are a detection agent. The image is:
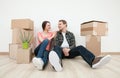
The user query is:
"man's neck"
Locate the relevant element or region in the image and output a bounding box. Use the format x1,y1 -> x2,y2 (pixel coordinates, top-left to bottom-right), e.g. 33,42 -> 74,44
61,28 -> 67,33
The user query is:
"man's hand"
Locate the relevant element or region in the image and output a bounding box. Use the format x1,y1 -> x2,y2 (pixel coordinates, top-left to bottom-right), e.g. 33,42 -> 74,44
62,48 -> 70,56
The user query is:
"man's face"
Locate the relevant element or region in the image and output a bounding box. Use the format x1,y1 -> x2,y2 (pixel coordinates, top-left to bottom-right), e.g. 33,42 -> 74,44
58,22 -> 66,31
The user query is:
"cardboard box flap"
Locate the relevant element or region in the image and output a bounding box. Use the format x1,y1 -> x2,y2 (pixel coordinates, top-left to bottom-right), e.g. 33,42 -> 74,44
11,19 -> 34,30
81,20 -> 107,25
81,20 -> 108,36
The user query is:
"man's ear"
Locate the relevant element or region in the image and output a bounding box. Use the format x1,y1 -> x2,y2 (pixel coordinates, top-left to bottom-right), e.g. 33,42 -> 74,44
64,24 -> 67,27
65,24 -> 67,27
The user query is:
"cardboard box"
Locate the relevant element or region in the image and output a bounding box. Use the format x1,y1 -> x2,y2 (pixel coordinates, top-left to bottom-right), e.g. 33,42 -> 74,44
81,20 -> 108,36
9,43 -> 21,59
17,47 -> 32,64
86,35 -> 101,56
11,19 -> 34,30
12,28 -> 34,44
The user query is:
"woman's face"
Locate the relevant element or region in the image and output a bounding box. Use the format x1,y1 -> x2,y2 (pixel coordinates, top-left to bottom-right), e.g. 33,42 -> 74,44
45,23 -> 51,31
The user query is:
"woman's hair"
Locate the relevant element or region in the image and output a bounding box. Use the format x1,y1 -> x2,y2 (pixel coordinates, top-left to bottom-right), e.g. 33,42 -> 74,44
59,19 -> 67,27
42,21 -> 50,30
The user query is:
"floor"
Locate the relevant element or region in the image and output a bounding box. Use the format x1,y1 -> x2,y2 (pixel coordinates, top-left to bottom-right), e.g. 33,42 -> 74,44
0,55 -> 120,78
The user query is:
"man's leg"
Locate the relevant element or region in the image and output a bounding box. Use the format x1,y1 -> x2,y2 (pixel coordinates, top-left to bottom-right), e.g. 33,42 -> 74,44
42,50 -> 49,70
69,45 -> 111,68
53,46 -> 63,59
69,45 -> 95,67
49,46 -> 63,72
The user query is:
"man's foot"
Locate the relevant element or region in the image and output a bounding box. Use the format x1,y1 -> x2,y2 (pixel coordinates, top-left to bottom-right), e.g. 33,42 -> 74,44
49,51 -> 63,72
92,55 -> 111,68
32,57 -> 44,70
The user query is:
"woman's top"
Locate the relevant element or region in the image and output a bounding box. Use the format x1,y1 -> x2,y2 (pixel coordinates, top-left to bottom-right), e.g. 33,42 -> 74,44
37,32 -> 53,51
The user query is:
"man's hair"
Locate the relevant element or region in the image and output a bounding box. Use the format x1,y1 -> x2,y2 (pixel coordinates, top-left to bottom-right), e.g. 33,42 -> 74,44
59,19 -> 67,27
42,21 -> 50,30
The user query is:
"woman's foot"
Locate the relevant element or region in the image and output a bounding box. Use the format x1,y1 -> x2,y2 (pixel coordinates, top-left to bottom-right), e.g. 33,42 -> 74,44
32,57 -> 44,70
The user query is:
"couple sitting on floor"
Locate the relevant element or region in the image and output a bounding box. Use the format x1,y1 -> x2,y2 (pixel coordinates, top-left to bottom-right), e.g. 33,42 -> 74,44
32,19 -> 111,72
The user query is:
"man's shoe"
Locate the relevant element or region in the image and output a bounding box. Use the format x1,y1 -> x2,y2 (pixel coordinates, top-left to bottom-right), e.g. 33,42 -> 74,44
49,51 -> 63,72
92,55 -> 111,68
32,57 -> 44,70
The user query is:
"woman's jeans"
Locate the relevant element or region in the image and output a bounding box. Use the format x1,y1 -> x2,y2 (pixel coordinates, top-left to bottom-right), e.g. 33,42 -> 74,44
34,39 -> 49,67
52,45 -> 95,67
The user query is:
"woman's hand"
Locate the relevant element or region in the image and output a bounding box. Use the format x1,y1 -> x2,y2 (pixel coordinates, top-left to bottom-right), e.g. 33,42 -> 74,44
48,31 -> 56,40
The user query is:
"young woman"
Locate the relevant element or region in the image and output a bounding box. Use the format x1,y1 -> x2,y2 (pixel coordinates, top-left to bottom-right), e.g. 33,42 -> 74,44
32,21 -> 55,70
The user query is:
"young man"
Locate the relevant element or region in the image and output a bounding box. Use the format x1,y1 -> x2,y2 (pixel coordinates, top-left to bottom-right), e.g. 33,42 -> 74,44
49,19 -> 111,72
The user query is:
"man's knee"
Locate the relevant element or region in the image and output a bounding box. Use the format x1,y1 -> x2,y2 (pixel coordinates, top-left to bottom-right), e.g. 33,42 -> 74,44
54,45 -> 61,50
77,45 -> 85,48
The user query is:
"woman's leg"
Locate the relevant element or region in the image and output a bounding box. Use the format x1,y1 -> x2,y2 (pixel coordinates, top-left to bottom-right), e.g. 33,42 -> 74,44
34,44 -> 41,56
32,39 -> 49,70
36,39 -> 49,58
42,50 -> 49,69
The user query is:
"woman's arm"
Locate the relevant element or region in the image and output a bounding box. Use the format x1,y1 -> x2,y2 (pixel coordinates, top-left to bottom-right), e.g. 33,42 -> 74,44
38,32 -> 44,42
48,31 -> 56,40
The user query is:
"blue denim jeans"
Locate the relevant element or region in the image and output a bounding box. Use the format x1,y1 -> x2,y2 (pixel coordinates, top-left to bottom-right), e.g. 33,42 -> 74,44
34,39 -> 49,68
52,45 -> 95,67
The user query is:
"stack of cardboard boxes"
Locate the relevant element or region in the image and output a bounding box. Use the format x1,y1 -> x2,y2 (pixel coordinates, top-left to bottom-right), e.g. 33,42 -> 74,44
9,19 -> 34,63
81,20 -> 108,56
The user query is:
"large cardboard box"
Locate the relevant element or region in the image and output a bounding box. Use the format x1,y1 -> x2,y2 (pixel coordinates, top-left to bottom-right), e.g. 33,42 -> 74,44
86,35 -> 101,56
11,19 -> 34,30
12,28 -> 34,44
81,20 -> 108,36
9,43 -> 21,59
17,47 -> 32,64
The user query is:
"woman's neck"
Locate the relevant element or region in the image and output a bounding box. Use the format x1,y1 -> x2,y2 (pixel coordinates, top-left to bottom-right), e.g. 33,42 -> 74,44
43,30 -> 49,35
43,30 -> 49,33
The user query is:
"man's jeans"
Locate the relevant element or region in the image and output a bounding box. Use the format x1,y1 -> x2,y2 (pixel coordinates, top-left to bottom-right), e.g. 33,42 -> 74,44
34,39 -> 49,66
53,45 -> 95,67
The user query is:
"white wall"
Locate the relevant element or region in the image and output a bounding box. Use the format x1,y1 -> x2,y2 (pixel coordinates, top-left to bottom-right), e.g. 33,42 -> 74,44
0,0 -> 120,52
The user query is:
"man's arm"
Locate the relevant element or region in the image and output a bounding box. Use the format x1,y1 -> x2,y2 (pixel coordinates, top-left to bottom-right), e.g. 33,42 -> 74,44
69,32 -> 76,49
62,32 -> 76,56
